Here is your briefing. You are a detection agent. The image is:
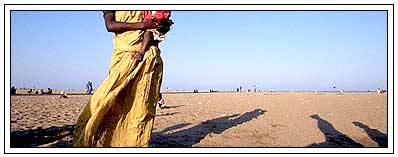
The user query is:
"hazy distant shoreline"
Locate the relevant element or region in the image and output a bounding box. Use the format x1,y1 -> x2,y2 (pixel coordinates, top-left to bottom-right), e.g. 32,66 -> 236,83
11,88 -> 380,95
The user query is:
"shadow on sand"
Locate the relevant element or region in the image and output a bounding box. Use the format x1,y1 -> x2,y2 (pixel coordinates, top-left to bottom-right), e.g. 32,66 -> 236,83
353,121 -> 387,147
157,112 -> 180,117
307,114 -> 363,147
161,105 -> 186,110
150,109 -> 266,147
11,109 -> 265,147
10,125 -> 75,147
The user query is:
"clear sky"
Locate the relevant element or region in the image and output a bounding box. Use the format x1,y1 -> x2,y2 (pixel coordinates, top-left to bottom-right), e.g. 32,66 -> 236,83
11,11 -> 387,91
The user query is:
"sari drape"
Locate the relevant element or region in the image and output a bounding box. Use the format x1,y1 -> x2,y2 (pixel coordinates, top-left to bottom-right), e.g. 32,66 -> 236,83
73,11 -> 163,147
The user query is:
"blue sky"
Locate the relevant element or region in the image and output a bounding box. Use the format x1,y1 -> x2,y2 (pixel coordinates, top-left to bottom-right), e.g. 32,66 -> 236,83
11,11 -> 387,91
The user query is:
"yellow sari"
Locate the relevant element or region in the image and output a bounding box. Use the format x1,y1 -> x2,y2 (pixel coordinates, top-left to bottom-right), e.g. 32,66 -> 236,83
73,11 -> 163,147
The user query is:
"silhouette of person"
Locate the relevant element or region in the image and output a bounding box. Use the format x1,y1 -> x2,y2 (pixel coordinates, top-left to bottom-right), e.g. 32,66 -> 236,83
150,109 -> 266,147
45,88 -> 53,94
11,86 -> 16,95
60,91 -> 68,98
156,93 -> 165,109
353,121 -> 387,147
85,81 -> 93,94
308,114 -> 363,147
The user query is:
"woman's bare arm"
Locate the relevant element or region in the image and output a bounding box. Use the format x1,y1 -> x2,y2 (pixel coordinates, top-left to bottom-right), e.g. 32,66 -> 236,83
103,11 -> 158,33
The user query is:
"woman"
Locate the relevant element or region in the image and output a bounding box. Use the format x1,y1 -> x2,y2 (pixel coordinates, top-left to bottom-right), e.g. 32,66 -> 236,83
73,11 -> 167,147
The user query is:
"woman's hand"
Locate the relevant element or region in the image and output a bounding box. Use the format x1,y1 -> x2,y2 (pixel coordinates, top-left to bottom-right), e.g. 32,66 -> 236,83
133,53 -> 145,62
104,11 -> 160,32
142,18 -> 159,30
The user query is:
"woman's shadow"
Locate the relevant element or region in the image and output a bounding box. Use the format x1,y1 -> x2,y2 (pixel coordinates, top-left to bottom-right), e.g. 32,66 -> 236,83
353,121 -> 387,147
307,114 -> 363,147
150,109 -> 266,147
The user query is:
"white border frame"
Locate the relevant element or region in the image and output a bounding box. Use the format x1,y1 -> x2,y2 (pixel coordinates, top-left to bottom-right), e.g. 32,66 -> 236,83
1,2 -> 395,155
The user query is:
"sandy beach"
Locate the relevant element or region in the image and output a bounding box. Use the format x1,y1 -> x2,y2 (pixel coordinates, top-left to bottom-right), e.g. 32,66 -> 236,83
10,91 -> 387,148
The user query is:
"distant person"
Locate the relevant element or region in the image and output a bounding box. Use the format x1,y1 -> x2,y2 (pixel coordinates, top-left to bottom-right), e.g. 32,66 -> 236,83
44,88 -> 53,94
85,81 -> 93,94
60,91 -> 68,98
36,89 -> 43,95
156,93 -> 165,109
11,86 -> 16,95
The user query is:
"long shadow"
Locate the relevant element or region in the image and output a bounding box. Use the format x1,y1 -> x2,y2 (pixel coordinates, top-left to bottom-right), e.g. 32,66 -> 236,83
161,105 -> 186,110
156,123 -> 192,135
150,109 -> 266,147
307,114 -> 364,147
157,112 -> 180,117
353,121 -> 387,147
10,125 -> 75,147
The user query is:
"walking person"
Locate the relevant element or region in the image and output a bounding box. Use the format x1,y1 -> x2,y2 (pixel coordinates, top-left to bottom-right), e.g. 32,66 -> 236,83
85,81 -> 93,94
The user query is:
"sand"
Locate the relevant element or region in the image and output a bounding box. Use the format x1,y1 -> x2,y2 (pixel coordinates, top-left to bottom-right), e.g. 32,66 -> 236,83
10,92 -> 387,147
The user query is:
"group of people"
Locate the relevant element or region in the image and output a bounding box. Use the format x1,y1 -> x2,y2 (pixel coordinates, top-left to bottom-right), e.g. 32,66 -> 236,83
377,88 -> 387,94
236,86 -> 261,92
26,88 -> 53,95
11,87 -> 52,95
209,89 -> 218,93
11,81 -> 93,97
